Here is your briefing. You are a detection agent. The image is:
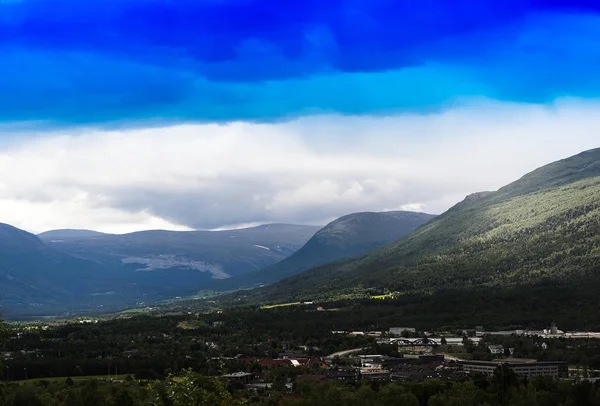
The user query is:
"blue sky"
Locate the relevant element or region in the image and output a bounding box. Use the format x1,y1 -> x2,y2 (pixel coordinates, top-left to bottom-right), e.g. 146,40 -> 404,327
0,0 -> 600,232
2,0 -> 600,124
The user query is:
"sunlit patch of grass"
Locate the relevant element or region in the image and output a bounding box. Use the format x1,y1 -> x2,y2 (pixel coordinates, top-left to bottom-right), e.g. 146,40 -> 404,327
260,302 -> 301,309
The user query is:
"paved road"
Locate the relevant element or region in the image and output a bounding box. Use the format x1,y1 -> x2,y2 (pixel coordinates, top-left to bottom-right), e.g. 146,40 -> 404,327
325,347 -> 367,359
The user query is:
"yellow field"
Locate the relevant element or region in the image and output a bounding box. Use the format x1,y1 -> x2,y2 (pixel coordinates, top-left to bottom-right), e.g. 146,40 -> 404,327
371,293 -> 394,299
260,302 -> 301,309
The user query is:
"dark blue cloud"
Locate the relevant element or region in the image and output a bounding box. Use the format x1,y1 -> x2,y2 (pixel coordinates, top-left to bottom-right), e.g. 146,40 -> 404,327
1,0 -> 600,125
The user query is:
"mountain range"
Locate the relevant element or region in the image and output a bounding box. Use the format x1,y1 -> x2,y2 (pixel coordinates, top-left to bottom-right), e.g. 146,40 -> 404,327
3,147 -> 600,322
220,211 -> 436,289
1,224 -> 318,318
252,148 -> 600,309
1,211 -> 435,318
39,224 -> 320,279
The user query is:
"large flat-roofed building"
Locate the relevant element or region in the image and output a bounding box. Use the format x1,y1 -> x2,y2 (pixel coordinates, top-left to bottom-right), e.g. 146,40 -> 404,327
460,359 -> 568,379
390,327 -> 416,335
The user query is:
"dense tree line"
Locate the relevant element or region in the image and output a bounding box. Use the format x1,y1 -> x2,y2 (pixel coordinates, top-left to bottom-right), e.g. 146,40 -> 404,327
1,368 -> 600,405
2,313 -> 374,381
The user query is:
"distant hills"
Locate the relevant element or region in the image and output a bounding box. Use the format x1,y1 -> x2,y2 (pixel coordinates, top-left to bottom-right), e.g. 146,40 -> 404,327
38,229 -> 109,239
39,224 -> 320,279
1,224 -> 319,318
0,223 -> 125,315
222,211 -> 435,288
254,148 -> 600,306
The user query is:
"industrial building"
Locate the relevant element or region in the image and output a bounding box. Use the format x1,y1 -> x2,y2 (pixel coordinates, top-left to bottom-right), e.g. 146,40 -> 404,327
459,359 -> 568,379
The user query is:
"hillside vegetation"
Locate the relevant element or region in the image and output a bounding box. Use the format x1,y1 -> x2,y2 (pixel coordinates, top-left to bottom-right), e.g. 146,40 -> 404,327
219,211 -> 435,288
257,148 -> 600,302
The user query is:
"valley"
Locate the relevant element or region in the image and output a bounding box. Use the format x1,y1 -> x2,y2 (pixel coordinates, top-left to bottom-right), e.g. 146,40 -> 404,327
2,148 -> 600,405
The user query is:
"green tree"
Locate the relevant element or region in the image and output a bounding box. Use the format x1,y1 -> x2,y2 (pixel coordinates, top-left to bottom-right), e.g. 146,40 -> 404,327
149,369 -> 231,406
0,315 -> 7,375
378,383 -> 420,406
428,382 -> 481,406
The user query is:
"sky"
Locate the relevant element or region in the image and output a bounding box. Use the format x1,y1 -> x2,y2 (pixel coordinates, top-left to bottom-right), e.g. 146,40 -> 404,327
1,0 -> 600,234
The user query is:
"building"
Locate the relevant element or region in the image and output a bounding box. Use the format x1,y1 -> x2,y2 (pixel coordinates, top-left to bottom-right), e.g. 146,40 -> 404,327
488,345 -> 504,355
359,355 -> 385,367
222,372 -> 253,384
459,359 -> 568,379
390,327 -> 416,335
323,368 -> 359,381
390,364 -> 441,381
361,368 -> 391,381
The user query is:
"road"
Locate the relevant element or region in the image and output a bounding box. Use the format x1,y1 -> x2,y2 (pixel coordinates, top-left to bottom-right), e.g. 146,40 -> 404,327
325,347 -> 367,359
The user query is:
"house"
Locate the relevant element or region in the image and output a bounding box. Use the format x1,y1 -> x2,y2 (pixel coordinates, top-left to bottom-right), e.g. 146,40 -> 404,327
488,345 -> 504,355
359,355 -> 385,367
361,369 -> 391,381
325,368 -> 359,381
223,372 -> 253,384
296,374 -> 327,383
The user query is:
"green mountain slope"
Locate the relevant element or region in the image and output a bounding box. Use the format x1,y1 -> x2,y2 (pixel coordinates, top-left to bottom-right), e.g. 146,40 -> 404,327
220,211 -> 435,288
258,148 -> 600,302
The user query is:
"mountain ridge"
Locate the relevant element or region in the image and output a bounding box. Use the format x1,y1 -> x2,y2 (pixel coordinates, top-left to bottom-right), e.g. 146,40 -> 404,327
252,148 -> 600,303
220,210 -> 436,288
3,223 -> 320,318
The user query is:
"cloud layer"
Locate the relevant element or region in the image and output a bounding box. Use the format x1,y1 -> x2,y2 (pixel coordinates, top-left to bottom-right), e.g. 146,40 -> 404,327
1,1 -> 600,123
1,99 -> 599,234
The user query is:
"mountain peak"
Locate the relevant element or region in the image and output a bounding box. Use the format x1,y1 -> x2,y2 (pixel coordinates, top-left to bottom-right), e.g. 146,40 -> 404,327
225,210 -> 435,288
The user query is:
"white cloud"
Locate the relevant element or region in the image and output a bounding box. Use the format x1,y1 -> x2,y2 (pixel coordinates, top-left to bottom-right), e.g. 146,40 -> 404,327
0,97 -> 599,234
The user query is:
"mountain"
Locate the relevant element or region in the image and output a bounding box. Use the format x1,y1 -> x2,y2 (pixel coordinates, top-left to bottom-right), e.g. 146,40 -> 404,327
256,148 -> 600,305
0,223 -> 129,316
0,223 -> 318,318
40,224 -> 320,279
38,229 -> 110,240
222,211 -> 435,288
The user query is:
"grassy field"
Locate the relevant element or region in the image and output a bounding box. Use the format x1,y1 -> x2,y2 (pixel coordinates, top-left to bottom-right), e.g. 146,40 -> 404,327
19,374 -> 131,384
260,302 -> 302,309
371,294 -> 394,300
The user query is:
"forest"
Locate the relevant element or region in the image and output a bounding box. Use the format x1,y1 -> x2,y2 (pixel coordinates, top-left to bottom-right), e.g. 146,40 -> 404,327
2,306 -> 600,405
2,366 -> 600,405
